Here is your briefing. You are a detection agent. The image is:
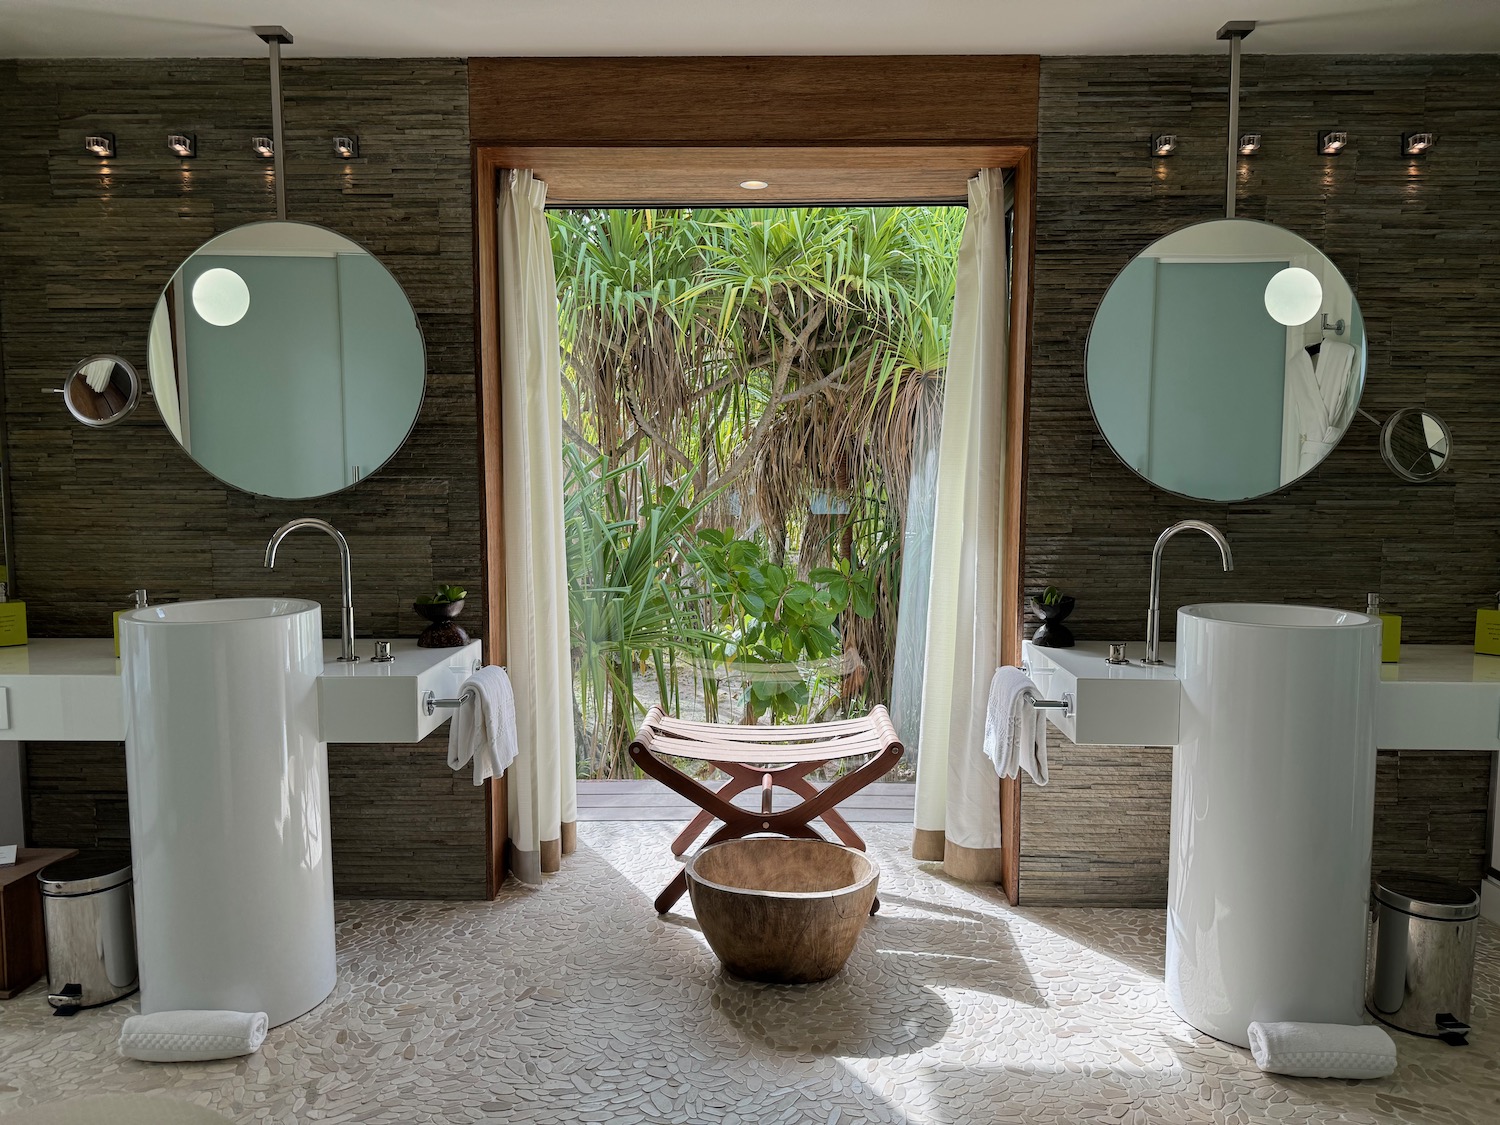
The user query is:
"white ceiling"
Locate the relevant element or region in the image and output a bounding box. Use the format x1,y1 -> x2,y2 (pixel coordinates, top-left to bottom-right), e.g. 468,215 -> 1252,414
1,0 -> 1497,58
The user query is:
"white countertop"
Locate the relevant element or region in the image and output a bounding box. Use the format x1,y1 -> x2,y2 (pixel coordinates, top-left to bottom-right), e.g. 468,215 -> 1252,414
0,637 -> 482,743
1025,640 -> 1500,751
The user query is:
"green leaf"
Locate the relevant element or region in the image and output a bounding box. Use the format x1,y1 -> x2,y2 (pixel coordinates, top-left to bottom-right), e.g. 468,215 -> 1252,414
764,566 -> 787,595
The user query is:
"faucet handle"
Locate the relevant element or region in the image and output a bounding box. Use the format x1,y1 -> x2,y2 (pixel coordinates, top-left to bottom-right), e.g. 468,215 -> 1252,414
1107,642 -> 1129,665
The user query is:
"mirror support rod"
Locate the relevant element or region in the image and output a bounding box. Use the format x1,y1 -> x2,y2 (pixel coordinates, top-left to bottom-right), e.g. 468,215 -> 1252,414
1217,21 -> 1255,219
254,26 -> 293,220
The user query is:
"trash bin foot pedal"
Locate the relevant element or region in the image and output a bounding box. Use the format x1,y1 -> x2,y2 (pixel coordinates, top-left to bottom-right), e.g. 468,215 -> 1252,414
47,983 -> 83,1017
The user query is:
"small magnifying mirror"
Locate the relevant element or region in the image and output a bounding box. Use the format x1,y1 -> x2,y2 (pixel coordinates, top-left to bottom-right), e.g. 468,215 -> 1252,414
62,355 -> 141,428
1373,407 -> 1451,483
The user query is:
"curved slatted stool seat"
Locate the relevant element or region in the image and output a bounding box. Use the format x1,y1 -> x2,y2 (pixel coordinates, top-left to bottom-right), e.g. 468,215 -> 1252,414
627,704 -> 905,914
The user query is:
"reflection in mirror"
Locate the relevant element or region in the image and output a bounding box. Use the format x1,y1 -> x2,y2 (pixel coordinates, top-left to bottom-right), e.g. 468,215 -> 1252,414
148,221 -> 425,500
64,355 -> 141,428
1088,218 -> 1366,502
1380,407 -> 1451,483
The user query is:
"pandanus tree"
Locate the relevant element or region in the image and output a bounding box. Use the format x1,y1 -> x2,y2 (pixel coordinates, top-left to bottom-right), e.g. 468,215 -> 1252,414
552,205 -> 963,771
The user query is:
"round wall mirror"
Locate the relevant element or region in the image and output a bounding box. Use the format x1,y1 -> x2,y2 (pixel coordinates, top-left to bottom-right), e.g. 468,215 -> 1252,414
1380,407 -> 1451,483
64,355 -> 141,428
1087,218 -> 1366,502
147,220 -> 425,499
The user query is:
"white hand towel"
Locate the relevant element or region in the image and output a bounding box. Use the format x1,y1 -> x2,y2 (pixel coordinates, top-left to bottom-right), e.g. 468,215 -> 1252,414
118,1010 -> 268,1062
447,665 -> 519,785
982,666 -> 1048,786
1246,1021 -> 1397,1079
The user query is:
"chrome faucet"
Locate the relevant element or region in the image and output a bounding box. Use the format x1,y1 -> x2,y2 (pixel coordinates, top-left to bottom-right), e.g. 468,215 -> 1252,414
265,518 -> 358,662
1144,520 -> 1234,665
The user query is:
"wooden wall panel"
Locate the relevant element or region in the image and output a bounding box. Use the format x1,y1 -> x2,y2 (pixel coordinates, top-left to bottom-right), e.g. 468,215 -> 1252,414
0,58 -> 487,899
477,145 -> 1024,206
469,56 -> 1039,146
1021,54 -> 1500,904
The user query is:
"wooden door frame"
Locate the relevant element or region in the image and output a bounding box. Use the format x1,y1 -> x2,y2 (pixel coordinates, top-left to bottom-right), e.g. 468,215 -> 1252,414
469,56 -> 1037,904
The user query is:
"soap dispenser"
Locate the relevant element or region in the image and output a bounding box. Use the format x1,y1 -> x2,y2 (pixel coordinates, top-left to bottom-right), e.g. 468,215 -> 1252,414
0,583 -> 27,647
1475,593 -> 1500,657
1367,593 -> 1400,663
114,589 -> 148,657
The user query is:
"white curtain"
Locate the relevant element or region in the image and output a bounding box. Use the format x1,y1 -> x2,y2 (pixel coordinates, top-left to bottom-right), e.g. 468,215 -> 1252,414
498,169 -> 578,884
911,169 -> 1012,882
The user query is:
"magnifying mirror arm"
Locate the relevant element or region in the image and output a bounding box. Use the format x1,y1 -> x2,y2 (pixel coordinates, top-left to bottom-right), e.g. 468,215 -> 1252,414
1144,520 -> 1235,666
264,517 -> 358,662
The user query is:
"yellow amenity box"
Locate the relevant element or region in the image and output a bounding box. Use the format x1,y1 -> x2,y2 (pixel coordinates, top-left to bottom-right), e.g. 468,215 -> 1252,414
1476,599 -> 1500,657
0,583 -> 27,647
1367,593 -> 1400,664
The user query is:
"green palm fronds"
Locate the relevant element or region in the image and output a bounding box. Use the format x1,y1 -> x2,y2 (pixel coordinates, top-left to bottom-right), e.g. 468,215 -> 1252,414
553,205 -> 964,774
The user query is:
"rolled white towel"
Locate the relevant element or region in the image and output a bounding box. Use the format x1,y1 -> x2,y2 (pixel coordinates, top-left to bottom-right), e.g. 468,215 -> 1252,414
119,1010 -> 268,1062
1246,1021 -> 1397,1079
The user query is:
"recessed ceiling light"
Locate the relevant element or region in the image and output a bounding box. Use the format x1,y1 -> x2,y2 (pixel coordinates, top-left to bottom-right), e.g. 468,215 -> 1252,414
1318,130 -> 1348,156
739,179 -> 769,190
1238,133 -> 1261,156
1402,131 -> 1435,156
1150,134 -> 1177,158
167,133 -> 196,158
252,136 -> 275,159
333,135 -> 359,159
84,133 -> 115,158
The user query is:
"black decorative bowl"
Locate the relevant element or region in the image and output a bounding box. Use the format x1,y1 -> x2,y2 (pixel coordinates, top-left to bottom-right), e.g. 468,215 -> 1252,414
1027,595 -> 1076,649
414,598 -> 469,648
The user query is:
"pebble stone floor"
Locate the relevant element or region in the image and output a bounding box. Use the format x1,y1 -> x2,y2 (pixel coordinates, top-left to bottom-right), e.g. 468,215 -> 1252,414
2,822 -> 1498,1124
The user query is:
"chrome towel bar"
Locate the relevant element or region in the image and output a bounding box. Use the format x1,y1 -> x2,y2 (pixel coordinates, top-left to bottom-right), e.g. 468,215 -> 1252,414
1030,692 -> 1075,718
1017,663 -> 1075,717
423,688 -> 475,716
423,658 -> 492,716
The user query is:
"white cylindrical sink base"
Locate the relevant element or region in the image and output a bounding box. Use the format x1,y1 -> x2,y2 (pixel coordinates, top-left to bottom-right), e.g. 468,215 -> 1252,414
1168,603 -> 1379,1047
122,598 -> 335,1027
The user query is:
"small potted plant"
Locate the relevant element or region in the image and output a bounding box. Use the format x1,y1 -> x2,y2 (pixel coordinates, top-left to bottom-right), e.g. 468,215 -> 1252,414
414,584 -> 469,648
1027,585 -> 1075,648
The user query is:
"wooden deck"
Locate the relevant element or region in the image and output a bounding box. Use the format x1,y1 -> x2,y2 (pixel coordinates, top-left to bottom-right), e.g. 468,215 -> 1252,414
576,780 -> 915,823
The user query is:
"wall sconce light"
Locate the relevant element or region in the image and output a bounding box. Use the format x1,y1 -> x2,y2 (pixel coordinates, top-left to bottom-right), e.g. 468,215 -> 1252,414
84,133 -> 115,158
1402,131 -> 1435,156
167,133 -> 197,158
1318,130 -> 1349,155
1150,133 -> 1178,157
252,136 -> 275,159
333,135 -> 359,159
1237,133 -> 1261,156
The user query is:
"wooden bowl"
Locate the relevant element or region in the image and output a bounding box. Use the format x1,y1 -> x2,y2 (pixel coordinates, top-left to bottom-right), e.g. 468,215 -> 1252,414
685,838 -> 878,984
412,598 -> 465,622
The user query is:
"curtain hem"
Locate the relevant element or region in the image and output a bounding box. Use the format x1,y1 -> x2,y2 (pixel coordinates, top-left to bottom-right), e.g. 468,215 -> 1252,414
512,849 -> 542,885
912,829 -> 945,862
943,841 -> 1004,884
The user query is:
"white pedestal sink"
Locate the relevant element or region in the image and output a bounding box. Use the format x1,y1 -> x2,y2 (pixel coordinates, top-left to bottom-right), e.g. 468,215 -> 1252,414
120,598 -> 335,1027
1169,603 -> 1380,1047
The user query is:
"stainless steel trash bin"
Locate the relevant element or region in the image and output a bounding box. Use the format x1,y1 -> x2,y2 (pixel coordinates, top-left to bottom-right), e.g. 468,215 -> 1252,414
39,853 -> 138,1013
1366,873 -> 1478,1043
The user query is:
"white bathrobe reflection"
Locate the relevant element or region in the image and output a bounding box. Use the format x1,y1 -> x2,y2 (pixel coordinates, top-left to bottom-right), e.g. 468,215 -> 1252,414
1282,340 -> 1359,484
